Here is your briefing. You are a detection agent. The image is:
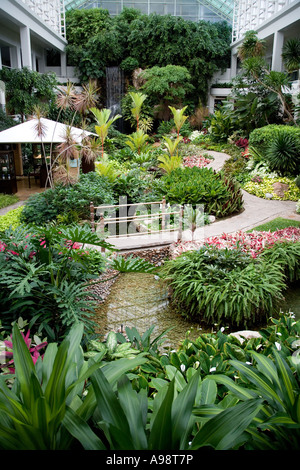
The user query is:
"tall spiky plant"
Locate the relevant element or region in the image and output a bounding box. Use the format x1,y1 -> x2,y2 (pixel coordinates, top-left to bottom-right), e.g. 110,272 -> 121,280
90,108 -> 121,158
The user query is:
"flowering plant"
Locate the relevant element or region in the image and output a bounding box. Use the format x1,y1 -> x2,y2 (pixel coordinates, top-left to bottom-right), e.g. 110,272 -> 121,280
170,227 -> 300,259
0,327 -> 47,374
182,155 -> 211,168
235,138 -> 249,149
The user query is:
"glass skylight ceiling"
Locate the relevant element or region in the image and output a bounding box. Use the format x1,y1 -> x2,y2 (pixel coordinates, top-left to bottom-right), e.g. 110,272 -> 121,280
64,0 -> 234,23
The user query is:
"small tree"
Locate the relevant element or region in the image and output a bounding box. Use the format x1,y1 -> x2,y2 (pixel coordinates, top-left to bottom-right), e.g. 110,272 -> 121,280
90,108 -> 121,158
140,65 -> 194,120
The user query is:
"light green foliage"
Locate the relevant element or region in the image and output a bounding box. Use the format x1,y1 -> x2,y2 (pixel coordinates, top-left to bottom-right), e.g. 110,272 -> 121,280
244,176 -> 300,201
161,135 -> 183,157
125,129 -> 149,154
0,194 -> 19,209
90,108 -> 122,158
158,153 -> 183,174
0,206 -> 23,232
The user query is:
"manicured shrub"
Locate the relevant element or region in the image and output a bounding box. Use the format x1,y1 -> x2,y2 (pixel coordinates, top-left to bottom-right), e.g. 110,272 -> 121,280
249,124 -> 300,153
160,167 -> 243,217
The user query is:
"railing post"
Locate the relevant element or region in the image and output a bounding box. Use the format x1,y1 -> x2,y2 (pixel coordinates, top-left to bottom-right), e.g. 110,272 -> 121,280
161,196 -> 166,231
90,201 -> 95,232
178,205 -> 183,242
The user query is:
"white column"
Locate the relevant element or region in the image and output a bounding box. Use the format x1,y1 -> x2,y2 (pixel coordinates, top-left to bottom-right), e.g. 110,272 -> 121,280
0,51 -> 5,110
60,51 -> 67,78
230,52 -> 238,79
272,30 -> 284,71
10,46 -> 22,69
20,25 -> 32,69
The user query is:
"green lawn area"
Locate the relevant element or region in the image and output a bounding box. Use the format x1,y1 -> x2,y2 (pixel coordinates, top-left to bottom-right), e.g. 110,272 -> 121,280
0,194 -> 19,209
249,217 -> 300,232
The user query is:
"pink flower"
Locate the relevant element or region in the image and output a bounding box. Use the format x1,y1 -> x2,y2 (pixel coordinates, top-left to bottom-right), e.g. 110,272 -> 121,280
0,329 -> 47,374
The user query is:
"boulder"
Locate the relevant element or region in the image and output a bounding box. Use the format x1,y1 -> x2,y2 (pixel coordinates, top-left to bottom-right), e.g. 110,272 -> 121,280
272,182 -> 289,198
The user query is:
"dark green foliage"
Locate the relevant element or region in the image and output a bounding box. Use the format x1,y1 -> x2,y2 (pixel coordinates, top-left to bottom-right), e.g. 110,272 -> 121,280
249,124 -> 300,153
161,245 -> 286,327
265,130 -> 300,176
0,67 -> 57,120
65,8 -> 231,105
160,167 -> 243,217
0,109 -> 17,131
20,172 -> 115,225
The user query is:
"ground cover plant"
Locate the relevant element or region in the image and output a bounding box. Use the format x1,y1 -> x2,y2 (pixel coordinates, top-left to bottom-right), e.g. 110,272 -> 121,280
0,194 -> 19,210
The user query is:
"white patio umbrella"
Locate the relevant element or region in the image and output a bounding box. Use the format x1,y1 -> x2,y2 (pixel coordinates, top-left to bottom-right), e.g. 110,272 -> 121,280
0,118 -> 95,144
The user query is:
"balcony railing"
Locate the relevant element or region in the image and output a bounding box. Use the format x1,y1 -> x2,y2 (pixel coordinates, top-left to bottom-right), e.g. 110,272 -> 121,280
21,0 -> 66,37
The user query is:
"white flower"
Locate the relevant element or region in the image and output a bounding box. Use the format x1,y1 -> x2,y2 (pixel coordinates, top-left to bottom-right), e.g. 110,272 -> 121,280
276,332 -> 282,336
180,364 -> 186,372
275,342 -> 281,351
209,367 -> 216,372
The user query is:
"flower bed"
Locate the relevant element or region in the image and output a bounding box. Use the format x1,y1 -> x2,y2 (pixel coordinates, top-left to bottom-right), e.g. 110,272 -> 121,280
170,227 -> 300,259
182,154 -> 211,168
243,176 -> 300,201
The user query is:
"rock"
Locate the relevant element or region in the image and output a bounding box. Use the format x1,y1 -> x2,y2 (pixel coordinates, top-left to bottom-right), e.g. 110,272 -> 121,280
230,330 -> 262,344
272,182 -> 289,198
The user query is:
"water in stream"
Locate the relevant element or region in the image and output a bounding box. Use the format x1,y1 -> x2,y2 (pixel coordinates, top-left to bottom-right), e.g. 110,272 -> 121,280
94,272 -> 204,349
94,273 -> 300,349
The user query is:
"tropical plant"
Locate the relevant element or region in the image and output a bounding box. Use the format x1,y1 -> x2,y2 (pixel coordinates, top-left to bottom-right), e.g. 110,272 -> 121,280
161,135 -> 183,157
208,347 -> 300,449
125,129 -> 149,154
95,156 -> 120,183
161,167 -> 243,218
209,109 -> 234,142
90,108 -> 122,158
265,130 -> 300,176
157,153 -> 183,174
0,322 -> 147,450
169,106 -> 188,137
282,38 -> 300,73
161,245 -> 285,327
128,91 -> 148,131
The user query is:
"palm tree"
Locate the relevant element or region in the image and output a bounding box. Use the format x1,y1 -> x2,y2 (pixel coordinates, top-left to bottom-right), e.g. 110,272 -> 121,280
90,108 -> 121,158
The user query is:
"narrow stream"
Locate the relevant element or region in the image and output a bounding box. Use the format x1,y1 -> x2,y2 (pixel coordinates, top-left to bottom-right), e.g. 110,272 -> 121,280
94,272 -> 205,349
94,273 -> 300,349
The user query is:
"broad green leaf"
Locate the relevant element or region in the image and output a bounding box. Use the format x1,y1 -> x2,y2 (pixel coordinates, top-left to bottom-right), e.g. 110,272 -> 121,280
12,324 -> 38,409
90,367 -> 134,449
63,406 -> 107,450
191,398 -> 263,450
148,380 -> 175,450
117,375 -> 148,450
206,374 -> 257,400
172,371 -> 200,449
